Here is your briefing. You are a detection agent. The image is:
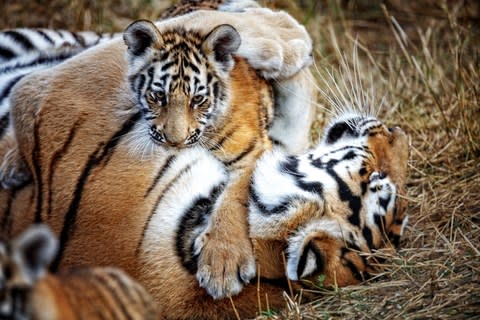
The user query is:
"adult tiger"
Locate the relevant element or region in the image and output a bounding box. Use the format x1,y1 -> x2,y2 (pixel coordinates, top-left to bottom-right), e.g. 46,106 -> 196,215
0,225 -> 158,320
0,107 -> 409,319
0,3 -> 408,320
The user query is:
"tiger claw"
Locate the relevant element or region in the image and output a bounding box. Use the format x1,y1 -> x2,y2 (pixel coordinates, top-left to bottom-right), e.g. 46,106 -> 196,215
194,231 -> 256,299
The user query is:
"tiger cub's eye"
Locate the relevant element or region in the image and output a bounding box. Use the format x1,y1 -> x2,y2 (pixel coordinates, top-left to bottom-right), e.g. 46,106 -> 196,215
191,95 -> 206,108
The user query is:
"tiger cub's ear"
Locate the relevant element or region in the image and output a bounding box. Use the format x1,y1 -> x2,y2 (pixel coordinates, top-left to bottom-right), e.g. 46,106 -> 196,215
202,24 -> 241,72
11,225 -> 58,284
124,20 -> 162,56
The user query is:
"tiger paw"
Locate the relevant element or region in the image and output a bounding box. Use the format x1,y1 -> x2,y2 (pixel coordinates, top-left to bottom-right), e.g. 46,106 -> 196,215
0,147 -> 31,189
194,230 -> 256,299
237,8 -> 313,80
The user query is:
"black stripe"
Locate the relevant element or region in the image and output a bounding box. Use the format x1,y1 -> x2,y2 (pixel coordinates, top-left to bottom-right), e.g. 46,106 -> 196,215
4,30 -> 34,51
341,249 -> 364,282
0,50 -> 78,74
71,31 -> 86,47
358,118 -> 377,128
208,125 -> 238,151
379,195 -> 391,211
363,124 -> 384,136
175,184 -> 224,273
106,270 -> 143,307
296,241 -> 312,279
1,186 -> 24,237
249,187 -> 292,215
136,159 -> 199,255
93,273 -> 134,320
280,156 -> 323,194
0,45 -> 15,60
188,61 -> 200,74
94,32 -> 103,45
362,226 -> 375,250
55,30 -> 64,39
223,140 -> 256,167
326,121 -> 357,144
296,240 -> 324,279
360,181 -> 368,195
0,75 -> 26,105
0,112 -> 10,140
374,214 -> 387,236
388,232 -> 401,247
46,120 -> 83,218
51,112 -> 141,271
32,116 -> 44,223
35,29 -> 54,45
161,61 -> 175,71
325,163 -> 362,226
144,154 -> 176,197
83,274 -> 118,319
310,146 -> 366,168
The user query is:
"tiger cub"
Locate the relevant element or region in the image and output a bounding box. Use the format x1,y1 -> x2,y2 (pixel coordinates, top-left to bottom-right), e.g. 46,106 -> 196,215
0,225 -> 158,320
123,19 -> 275,299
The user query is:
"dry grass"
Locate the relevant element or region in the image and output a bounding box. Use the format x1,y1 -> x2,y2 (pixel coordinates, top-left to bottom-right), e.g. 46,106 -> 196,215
1,0 -> 479,318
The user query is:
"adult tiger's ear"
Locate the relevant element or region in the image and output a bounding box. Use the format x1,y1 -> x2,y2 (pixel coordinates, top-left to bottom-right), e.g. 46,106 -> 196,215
124,19 -> 162,56
202,24 -> 241,72
11,225 -> 58,285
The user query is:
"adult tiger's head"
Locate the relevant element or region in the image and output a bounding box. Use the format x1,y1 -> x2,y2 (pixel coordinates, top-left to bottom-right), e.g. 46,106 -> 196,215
320,112 -> 410,220
250,111 -> 409,287
289,112 -> 410,285
123,20 -> 240,148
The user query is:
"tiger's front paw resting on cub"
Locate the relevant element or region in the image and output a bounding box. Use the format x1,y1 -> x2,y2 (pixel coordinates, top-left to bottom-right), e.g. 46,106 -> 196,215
194,230 -> 256,299
237,8 -> 313,80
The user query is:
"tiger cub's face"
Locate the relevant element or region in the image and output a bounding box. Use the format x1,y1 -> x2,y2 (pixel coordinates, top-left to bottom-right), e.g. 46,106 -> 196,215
124,20 -> 240,148
0,226 -> 58,319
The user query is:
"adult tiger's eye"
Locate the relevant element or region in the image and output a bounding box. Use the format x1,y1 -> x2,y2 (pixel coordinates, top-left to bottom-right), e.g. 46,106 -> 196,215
156,91 -> 165,100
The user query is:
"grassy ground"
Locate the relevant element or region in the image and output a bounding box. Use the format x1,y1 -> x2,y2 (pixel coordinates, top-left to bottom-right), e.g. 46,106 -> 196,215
1,0 -> 479,318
